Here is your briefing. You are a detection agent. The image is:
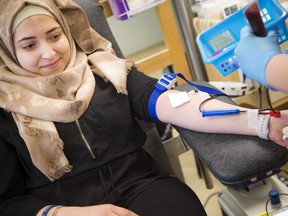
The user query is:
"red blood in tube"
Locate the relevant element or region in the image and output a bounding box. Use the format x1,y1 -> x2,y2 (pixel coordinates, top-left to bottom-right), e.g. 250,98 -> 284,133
244,2 -> 267,37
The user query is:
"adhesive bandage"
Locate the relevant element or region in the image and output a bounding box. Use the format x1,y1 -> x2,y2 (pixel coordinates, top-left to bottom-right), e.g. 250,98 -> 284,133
167,91 -> 191,108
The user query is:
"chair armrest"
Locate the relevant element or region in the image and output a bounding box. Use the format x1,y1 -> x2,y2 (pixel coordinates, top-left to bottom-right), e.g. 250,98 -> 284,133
174,126 -> 288,189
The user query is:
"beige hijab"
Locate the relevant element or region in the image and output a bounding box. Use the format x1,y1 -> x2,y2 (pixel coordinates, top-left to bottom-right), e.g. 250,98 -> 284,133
0,0 -> 133,181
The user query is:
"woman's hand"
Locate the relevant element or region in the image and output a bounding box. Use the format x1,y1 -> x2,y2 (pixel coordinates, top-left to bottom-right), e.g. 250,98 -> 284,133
38,204 -> 139,216
76,204 -> 139,216
268,110 -> 288,148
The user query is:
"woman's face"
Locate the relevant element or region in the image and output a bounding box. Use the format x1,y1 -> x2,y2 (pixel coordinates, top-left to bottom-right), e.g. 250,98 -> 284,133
13,15 -> 71,76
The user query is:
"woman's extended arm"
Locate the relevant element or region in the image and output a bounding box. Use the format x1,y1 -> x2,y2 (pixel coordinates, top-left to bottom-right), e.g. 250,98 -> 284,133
235,26 -> 288,93
156,90 -> 288,148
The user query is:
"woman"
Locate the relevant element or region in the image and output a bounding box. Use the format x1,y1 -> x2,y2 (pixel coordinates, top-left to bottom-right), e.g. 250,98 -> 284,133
0,0 -> 287,216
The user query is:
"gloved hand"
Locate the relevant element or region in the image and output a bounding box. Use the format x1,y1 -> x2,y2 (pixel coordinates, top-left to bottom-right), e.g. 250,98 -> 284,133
235,26 -> 281,88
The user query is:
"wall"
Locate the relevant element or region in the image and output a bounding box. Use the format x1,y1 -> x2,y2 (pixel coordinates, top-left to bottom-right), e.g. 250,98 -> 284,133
107,8 -> 163,57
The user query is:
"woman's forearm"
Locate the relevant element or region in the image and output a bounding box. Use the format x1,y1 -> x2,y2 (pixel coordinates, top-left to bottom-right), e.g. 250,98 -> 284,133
156,90 -> 255,135
156,89 -> 288,147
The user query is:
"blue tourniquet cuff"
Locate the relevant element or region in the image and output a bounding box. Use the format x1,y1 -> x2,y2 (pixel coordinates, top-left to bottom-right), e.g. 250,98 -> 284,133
148,73 -> 177,121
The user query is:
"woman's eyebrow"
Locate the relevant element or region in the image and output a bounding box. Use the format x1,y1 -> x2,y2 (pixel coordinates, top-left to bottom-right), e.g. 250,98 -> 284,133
16,26 -> 61,44
46,26 -> 61,35
16,36 -> 35,44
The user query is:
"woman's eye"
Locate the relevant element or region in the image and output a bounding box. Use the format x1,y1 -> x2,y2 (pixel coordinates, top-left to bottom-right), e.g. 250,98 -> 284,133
50,33 -> 61,41
22,43 -> 35,50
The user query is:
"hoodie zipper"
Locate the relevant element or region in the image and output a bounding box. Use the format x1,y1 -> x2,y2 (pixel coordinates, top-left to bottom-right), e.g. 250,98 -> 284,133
75,120 -> 96,159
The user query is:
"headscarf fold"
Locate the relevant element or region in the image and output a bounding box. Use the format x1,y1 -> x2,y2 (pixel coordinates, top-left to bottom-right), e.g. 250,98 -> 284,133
0,0 -> 133,181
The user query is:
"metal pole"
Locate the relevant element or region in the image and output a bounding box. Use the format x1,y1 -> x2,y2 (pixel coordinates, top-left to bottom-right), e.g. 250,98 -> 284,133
171,0 -> 208,81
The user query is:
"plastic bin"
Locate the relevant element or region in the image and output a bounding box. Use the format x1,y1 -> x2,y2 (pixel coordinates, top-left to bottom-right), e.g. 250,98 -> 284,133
196,0 -> 288,76
107,0 -> 165,20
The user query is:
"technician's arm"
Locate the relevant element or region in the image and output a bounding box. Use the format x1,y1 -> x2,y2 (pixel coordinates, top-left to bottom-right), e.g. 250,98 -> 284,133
235,26 -> 284,91
156,90 -> 288,148
266,54 -> 288,93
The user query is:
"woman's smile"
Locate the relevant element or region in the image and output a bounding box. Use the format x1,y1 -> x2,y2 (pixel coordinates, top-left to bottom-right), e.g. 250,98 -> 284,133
41,58 -> 60,70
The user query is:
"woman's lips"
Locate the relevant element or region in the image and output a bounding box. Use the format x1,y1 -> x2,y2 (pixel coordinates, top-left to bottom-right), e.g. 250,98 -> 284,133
41,59 -> 60,69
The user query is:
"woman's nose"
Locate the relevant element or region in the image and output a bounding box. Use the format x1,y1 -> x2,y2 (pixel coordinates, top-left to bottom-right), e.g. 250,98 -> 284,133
41,42 -> 55,59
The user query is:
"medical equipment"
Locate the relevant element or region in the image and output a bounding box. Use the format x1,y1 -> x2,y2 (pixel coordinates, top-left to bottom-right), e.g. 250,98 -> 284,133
218,175 -> 288,216
150,73 -> 282,119
148,72 -> 225,120
196,0 -> 288,76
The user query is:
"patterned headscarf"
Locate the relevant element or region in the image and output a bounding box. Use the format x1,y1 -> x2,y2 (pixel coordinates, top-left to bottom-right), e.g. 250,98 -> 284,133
0,0 -> 133,181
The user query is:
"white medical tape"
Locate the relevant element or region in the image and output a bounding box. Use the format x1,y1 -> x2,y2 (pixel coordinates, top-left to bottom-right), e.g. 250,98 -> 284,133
247,109 -> 258,129
167,91 -> 190,108
198,91 -> 210,98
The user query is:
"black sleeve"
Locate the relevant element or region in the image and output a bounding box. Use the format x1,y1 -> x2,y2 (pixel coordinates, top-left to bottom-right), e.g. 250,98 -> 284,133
127,67 -> 158,121
0,112 -> 49,216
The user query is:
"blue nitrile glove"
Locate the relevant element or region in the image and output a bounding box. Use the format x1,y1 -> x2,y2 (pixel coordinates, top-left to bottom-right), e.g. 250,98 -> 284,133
235,26 -> 281,88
